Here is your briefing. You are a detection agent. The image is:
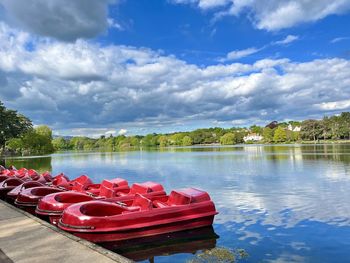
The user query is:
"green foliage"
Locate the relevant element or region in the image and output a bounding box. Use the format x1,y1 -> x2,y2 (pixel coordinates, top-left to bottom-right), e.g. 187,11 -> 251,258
23,130 -> 54,154
0,101 -> 32,149
300,119 -> 322,141
182,135 -> 193,146
263,127 -> 274,143
187,247 -> 248,263
52,137 -> 71,151
35,125 -> 53,139
250,125 -> 263,135
158,135 -> 168,147
7,127 -> 54,155
220,133 -> 236,145
141,134 -> 158,147
273,127 -> 287,143
169,133 -> 185,145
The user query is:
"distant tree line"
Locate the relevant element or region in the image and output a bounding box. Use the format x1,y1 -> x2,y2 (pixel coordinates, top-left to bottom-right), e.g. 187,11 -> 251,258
52,112 -> 350,151
52,127 -> 249,151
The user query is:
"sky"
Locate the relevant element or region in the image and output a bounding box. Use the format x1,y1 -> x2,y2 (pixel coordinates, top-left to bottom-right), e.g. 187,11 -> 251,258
0,0 -> 350,137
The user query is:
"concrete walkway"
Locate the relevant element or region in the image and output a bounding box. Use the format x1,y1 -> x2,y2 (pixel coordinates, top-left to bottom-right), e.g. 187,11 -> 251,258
0,200 -> 133,263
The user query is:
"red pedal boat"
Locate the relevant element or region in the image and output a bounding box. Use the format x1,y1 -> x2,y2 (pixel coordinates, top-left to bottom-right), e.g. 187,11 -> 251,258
36,181 -> 165,224
58,188 -> 218,242
14,174 -> 93,213
0,177 -> 24,199
7,181 -> 45,204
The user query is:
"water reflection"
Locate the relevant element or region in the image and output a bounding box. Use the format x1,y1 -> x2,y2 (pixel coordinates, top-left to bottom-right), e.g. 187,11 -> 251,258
100,227 -> 219,262
3,144 -> 350,262
2,156 -> 52,173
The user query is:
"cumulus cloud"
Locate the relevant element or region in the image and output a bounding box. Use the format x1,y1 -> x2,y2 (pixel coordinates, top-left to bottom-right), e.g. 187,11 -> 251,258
118,129 -> 128,135
220,47 -> 260,61
0,0 -> 114,41
273,35 -> 299,45
172,0 -> 350,31
315,99 -> 350,111
1,22 -> 350,136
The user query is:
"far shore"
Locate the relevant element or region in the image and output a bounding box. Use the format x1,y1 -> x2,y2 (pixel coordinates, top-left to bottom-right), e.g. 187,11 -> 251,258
2,140 -> 350,158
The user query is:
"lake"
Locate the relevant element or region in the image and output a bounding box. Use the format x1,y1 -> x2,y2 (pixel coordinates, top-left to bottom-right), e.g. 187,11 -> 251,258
2,144 -> 350,262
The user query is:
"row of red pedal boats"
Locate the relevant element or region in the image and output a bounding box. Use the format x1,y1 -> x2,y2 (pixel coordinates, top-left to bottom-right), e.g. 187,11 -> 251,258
0,165 -> 218,243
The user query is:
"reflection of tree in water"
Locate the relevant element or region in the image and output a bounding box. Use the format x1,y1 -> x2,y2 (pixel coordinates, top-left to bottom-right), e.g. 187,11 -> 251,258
188,247 -> 248,263
300,144 -> 350,164
4,156 -> 52,173
261,144 -> 350,164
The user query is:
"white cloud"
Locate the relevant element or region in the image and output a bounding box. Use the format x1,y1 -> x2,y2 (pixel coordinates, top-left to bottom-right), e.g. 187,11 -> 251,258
105,130 -> 117,136
1,22 -> 350,135
172,0 -> 350,31
273,35 -> 299,45
220,47 -> 260,61
107,18 -> 124,31
118,129 -> 128,135
315,99 -> 350,111
330,37 -> 350,43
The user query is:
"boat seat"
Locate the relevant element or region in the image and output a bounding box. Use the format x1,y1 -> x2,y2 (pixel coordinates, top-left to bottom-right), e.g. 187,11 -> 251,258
117,183 -> 151,196
168,191 -> 192,206
132,194 -> 153,211
122,194 -> 153,214
152,200 -> 169,208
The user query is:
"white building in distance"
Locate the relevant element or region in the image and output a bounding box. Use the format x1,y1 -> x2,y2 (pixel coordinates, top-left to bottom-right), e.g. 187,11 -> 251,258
243,133 -> 263,142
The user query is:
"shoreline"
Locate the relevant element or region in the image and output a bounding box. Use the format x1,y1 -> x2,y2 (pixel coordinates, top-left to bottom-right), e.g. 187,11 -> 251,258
2,140 -> 350,158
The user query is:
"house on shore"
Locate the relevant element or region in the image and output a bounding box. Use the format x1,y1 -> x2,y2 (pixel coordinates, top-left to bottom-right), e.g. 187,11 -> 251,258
243,133 -> 263,142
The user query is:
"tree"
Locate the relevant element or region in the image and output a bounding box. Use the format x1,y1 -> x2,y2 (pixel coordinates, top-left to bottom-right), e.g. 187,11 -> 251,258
263,128 -> 274,143
339,112 -> 350,139
19,130 -> 54,155
35,125 -> 53,139
52,137 -> 70,150
158,136 -> 168,147
250,125 -> 263,135
141,134 -> 158,147
182,136 -> 193,146
220,133 -> 235,145
273,127 -> 287,143
169,133 -> 185,145
300,120 -> 322,142
0,101 -> 32,150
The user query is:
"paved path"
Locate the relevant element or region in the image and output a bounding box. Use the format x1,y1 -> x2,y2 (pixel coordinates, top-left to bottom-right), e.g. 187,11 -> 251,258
0,200 -> 133,263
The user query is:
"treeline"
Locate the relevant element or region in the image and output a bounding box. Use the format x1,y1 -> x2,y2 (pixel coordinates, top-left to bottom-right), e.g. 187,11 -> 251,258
300,112 -> 350,141
52,112 -> 350,151
0,101 -> 54,156
52,127 -> 248,151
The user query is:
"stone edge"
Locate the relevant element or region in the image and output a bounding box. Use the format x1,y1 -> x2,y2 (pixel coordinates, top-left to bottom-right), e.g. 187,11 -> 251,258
0,199 -> 133,263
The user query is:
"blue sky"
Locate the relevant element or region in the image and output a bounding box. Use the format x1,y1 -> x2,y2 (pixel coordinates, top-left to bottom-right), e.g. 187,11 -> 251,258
0,0 -> 350,137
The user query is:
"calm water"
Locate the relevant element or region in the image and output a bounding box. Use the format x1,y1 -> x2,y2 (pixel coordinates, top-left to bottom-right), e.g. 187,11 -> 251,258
3,144 -> 350,262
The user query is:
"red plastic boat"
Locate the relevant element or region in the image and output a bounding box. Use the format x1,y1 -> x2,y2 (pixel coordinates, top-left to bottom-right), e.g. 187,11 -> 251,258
58,188 -> 218,242
14,174 -> 93,213
7,181 -> 45,203
36,181 -> 165,224
0,177 -> 24,199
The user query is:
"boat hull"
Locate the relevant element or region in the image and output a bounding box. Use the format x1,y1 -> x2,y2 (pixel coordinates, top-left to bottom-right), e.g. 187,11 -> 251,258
60,214 -> 215,243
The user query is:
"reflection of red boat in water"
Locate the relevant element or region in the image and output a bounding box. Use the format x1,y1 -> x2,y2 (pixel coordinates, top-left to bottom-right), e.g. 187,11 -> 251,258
58,188 -> 218,242
101,226 -> 219,262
